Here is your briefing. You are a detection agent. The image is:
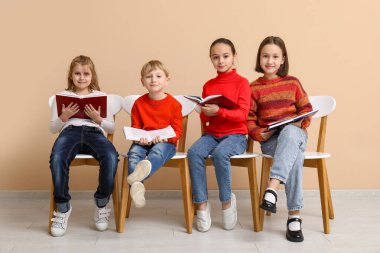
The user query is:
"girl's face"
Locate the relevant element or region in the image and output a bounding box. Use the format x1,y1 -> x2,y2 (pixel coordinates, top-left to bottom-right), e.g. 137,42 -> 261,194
141,68 -> 169,96
71,64 -> 92,94
260,44 -> 285,79
210,43 -> 235,73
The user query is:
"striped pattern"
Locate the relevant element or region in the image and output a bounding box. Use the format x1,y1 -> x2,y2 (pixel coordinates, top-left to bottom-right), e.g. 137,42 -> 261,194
248,76 -> 313,141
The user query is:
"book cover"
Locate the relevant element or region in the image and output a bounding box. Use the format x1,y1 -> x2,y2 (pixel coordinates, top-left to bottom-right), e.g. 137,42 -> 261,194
267,109 -> 319,130
56,94 -> 107,119
184,94 -> 239,109
123,125 -> 176,142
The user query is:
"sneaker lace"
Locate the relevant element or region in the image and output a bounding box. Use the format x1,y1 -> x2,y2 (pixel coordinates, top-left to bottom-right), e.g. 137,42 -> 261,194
51,211 -> 68,228
96,207 -> 111,222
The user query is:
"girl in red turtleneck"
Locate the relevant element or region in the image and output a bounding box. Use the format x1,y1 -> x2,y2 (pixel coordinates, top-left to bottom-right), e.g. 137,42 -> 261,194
188,38 -> 250,232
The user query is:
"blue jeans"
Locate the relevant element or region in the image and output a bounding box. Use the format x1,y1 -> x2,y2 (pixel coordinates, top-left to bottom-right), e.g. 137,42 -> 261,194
260,125 -> 308,211
49,126 -> 119,213
127,142 -> 177,178
188,134 -> 247,203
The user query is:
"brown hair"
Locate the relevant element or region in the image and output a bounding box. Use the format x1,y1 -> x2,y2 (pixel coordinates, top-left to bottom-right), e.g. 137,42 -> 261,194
140,60 -> 169,78
255,36 -> 289,77
209,38 -> 236,57
66,55 -> 100,91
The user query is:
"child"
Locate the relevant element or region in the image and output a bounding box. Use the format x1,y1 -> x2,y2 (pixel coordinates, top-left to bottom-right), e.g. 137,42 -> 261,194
126,60 -> 182,208
188,38 -> 251,232
248,36 -> 313,242
49,55 -> 119,237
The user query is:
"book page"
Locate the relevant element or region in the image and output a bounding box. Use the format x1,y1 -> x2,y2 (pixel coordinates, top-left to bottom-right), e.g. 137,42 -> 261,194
268,110 -> 319,130
123,125 -> 176,142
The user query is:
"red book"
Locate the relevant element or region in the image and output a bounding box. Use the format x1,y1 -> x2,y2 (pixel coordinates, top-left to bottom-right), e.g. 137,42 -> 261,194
56,94 -> 107,119
184,94 -> 239,109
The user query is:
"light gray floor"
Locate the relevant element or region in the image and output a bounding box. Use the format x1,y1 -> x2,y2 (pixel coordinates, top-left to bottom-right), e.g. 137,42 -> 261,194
1,190 -> 379,253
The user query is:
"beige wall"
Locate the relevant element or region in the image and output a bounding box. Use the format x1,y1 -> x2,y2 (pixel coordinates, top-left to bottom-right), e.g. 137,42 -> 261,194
1,0 -> 379,190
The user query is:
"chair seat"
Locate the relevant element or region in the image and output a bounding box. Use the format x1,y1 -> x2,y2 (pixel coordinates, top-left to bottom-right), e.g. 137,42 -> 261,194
261,152 -> 331,159
121,152 -> 187,159
304,152 -> 331,159
206,152 -> 260,159
231,152 -> 261,159
75,154 -> 95,159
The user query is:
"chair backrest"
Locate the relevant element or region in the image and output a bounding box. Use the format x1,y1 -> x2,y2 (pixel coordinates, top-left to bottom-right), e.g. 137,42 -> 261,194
122,95 -> 196,152
309,96 -> 336,118
308,96 -> 336,152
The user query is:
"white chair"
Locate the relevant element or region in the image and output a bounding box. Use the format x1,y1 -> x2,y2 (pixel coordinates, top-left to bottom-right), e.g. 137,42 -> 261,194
118,95 -> 195,233
48,94 -> 123,232
259,96 -> 336,234
196,110 -> 262,232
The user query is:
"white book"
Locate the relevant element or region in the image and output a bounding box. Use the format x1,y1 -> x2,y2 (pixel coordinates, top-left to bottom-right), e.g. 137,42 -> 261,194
123,125 -> 176,142
267,109 -> 319,130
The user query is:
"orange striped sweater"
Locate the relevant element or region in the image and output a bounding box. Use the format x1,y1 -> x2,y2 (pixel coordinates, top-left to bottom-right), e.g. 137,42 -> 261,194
247,76 -> 313,142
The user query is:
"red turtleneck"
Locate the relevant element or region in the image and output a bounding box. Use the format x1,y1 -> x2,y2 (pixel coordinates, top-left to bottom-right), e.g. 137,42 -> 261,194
200,69 -> 251,137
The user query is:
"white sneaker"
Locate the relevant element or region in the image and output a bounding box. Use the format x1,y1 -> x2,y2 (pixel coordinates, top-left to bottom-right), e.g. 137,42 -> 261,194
222,193 -> 237,230
127,160 -> 152,185
94,205 -> 111,231
50,206 -> 72,237
130,181 -> 146,208
196,202 -> 211,232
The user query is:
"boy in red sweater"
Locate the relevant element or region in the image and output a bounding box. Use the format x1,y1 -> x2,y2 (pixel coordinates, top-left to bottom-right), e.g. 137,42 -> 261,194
126,60 -> 182,208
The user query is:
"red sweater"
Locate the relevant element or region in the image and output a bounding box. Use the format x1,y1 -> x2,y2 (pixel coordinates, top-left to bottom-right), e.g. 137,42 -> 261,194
201,69 -> 251,137
131,93 -> 182,144
248,76 -> 313,142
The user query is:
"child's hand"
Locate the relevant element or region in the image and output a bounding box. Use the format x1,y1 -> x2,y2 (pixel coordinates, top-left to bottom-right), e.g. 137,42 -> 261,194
201,104 -> 219,117
138,138 -> 151,146
152,136 -> 168,144
260,130 -> 276,141
59,102 -> 79,122
84,104 -> 102,124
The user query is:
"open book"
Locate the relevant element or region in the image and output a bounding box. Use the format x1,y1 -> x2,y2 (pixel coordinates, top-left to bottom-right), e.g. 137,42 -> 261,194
267,110 -> 319,130
56,94 -> 107,119
184,95 -> 239,109
123,125 -> 176,142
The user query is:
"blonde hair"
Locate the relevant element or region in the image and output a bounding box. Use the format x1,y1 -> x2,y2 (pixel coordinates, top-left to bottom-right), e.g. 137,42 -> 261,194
66,55 -> 100,91
140,60 -> 169,78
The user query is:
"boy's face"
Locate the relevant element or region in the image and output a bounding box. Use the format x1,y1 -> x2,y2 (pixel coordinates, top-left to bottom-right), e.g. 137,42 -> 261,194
141,68 -> 169,94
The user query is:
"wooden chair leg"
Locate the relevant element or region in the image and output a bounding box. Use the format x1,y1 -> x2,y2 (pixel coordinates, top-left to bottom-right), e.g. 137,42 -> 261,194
112,172 -> 120,231
48,180 -> 55,233
118,157 -> 129,233
326,170 -> 335,219
259,157 -> 271,230
247,158 -> 260,232
317,159 -> 330,234
180,159 -> 193,234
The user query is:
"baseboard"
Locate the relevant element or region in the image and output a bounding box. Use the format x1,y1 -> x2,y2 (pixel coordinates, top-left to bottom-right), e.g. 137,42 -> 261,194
1,189 -> 380,200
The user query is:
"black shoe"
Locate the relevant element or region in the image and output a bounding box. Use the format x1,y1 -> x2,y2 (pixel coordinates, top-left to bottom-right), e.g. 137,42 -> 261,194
260,189 -> 277,213
286,218 -> 304,242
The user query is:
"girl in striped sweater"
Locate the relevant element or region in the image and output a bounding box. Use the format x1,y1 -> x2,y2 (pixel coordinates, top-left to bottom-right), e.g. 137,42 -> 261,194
248,36 -> 313,242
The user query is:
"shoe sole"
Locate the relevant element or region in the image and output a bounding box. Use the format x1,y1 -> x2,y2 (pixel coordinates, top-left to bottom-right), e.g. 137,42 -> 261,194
286,233 -> 304,242
260,203 -> 277,213
130,182 -> 146,208
127,160 -> 152,185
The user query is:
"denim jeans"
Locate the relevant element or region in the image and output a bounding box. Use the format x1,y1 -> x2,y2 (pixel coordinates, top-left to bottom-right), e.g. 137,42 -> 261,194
127,142 -> 177,178
49,126 -> 119,213
260,125 -> 308,211
188,134 -> 247,203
